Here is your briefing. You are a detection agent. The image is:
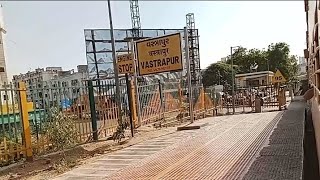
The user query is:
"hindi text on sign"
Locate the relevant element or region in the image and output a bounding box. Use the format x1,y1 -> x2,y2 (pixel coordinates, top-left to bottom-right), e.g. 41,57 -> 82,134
136,33 -> 183,76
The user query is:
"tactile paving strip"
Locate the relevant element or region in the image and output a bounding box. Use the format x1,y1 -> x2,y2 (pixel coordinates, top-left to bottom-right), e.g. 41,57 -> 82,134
222,112 -> 284,180
54,116 -> 237,180
107,112 -> 281,180
243,99 -> 305,180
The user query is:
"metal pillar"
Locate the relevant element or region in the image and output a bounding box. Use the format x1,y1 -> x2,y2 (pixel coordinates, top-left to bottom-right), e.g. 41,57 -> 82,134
130,0 -> 142,37
125,74 -> 134,137
230,46 -> 240,115
107,0 -> 122,124
231,47 -> 235,114
266,58 -> 270,85
90,30 -> 100,80
186,13 -> 201,86
88,80 -> 98,141
185,27 -> 194,123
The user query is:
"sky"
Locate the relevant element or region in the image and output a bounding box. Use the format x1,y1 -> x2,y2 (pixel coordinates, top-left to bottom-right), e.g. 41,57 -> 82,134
1,1 -> 306,80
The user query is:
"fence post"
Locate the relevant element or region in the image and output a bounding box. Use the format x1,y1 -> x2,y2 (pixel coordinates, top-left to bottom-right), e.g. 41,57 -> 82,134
242,90 -> 245,113
201,87 -> 205,117
178,83 -> 183,114
18,82 -> 33,161
88,80 -> 98,141
134,79 -> 142,127
158,79 -> 165,122
129,80 -> 138,128
125,74 -> 134,137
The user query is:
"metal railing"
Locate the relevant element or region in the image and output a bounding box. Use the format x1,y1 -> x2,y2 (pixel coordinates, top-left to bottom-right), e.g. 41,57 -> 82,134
0,79 -> 289,166
0,79 -> 131,166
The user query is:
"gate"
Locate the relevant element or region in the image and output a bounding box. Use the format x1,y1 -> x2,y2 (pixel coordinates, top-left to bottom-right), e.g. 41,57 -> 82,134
86,78 -> 131,140
204,84 -> 289,115
233,84 -> 288,113
137,80 -> 181,126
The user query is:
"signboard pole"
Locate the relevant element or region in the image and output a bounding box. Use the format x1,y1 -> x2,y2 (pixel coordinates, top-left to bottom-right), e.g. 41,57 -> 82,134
131,39 -> 142,127
184,27 -> 194,123
125,73 -> 134,137
107,0 -> 122,124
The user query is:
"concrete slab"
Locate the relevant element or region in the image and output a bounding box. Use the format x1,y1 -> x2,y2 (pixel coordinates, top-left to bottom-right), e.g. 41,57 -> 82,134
243,97 -> 305,180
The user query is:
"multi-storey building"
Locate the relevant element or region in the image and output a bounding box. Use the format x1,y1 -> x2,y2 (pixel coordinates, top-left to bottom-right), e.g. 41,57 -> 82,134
12,65 -> 88,108
298,56 -> 307,75
13,67 -> 61,101
218,57 -> 228,63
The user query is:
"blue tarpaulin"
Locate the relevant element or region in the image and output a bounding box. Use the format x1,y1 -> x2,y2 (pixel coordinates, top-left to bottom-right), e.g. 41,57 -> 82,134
61,99 -> 71,109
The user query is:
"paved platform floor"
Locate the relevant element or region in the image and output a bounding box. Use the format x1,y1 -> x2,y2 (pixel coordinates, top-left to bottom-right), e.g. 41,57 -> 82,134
243,97 -> 304,180
55,107 -> 290,180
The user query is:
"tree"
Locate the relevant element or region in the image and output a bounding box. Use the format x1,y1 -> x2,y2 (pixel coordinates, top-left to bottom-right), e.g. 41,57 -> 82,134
266,42 -> 298,81
226,47 -> 268,74
203,42 -> 298,87
225,42 -> 298,81
202,62 -> 236,87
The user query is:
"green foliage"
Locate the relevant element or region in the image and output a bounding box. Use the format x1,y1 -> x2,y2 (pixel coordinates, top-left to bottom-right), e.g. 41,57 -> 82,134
0,132 -> 13,143
266,43 -> 298,81
203,62 -> 235,87
112,110 -> 129,143
204,42 -> 299,86
44,107 -> 79,151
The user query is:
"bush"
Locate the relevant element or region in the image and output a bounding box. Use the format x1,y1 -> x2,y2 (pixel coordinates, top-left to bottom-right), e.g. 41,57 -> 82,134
112,110 -> 129,143
44,107 -> 79,151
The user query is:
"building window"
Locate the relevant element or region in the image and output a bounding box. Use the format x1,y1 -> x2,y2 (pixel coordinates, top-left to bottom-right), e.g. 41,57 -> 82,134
71,79 -> 79,86
3,95 -> 7,101
62,82 -> 68,87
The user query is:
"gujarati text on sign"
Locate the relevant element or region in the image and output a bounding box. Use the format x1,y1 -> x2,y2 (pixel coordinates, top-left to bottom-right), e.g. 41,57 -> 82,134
136,33 -> 183,76
117,53 -> 134,74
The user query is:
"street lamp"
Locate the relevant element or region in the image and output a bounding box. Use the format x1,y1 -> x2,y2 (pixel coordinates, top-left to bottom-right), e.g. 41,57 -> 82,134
264,57 -> 270,85
107,0 -> 122,124
230,46 -> 240,114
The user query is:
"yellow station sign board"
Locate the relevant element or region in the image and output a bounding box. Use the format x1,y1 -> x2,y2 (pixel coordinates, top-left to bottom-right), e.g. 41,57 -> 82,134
117,53 -> 134,74
272,70 -> 286,83
135,33 -> 183,76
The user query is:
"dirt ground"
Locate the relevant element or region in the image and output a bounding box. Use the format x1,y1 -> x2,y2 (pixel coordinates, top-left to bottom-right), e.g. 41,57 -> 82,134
0,124 -> 181,180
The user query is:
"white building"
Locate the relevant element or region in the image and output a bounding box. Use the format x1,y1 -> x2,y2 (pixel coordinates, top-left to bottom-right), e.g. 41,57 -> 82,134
235,71 -> 275,87
217,57 -> 228,63
12,65 -> 88,108
298,56 -> 307,75
13,67 -> 61,102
